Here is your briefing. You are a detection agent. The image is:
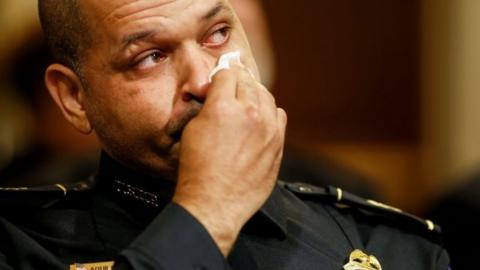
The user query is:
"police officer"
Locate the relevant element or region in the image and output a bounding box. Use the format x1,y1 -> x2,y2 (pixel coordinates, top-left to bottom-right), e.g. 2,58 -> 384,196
0,0 -> 449,269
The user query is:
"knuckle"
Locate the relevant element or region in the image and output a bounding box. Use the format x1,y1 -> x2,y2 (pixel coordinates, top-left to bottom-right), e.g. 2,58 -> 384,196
243,103 -> 261,122
278,109 -> 287,123
272,124 -> 284,140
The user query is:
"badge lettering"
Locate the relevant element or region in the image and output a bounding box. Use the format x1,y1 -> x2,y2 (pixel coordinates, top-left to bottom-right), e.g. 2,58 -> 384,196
69,261 -> 114,270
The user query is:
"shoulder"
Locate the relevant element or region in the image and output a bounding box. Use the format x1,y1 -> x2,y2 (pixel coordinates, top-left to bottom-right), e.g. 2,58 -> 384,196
276,181 -> 450,268
279,181 -> 441,235
0,178 -> 95,210
0,178 -> 96,239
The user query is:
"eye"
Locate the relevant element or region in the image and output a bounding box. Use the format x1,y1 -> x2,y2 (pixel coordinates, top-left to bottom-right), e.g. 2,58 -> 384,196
135,50 -> 166,71
203,26 -> 230,47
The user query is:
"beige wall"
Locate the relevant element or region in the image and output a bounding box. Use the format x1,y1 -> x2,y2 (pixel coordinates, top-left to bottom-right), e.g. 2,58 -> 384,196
0,0 -> 38,169
421,0 -> 480,193
0,0 -> 39,66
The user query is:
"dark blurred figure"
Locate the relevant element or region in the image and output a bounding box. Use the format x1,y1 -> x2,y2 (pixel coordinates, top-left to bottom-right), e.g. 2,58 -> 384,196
0,33 -> 100,187
279,147 -> 375,197
426,173 -> 480,270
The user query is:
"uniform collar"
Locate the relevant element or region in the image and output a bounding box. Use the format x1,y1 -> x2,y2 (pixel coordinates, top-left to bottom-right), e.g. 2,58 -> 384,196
96,152 -> 287,238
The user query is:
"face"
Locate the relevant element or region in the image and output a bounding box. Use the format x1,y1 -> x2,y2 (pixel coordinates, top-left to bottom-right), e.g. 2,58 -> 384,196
78,0 -> 259,178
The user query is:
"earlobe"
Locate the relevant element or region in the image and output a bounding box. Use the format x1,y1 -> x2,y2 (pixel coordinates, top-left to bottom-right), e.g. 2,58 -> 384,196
44,64 -> 93,134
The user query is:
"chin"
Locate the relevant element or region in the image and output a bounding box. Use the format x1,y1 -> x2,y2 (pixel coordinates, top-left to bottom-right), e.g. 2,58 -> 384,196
137,156 -> 180,181
143,142 -> 180,180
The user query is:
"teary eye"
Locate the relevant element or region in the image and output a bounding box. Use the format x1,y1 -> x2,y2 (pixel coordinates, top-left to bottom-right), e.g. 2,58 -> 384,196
135,50 -> 166,71
203,26 -> 230,46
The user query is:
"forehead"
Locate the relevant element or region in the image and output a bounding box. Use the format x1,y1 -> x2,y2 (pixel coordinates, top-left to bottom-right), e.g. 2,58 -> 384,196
82,0 -> 230,25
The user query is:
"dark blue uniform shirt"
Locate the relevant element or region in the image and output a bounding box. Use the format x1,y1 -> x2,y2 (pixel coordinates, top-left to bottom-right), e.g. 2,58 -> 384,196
0,154 -> 450,269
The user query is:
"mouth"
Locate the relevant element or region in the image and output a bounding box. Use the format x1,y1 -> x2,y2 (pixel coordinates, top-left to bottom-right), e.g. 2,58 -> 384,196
166,101 -> 203,143
171,128 -> 184,143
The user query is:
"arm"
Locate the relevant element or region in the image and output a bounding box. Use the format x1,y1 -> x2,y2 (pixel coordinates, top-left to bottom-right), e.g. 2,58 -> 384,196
114,203 -> 232,270
174,62 -> 286,256
116,63 -> 286,269
436,248 -> 450,270
0,253 -> 14,270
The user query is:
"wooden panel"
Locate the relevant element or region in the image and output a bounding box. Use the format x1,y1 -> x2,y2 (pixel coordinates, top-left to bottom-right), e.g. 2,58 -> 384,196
263,0 -> 420,142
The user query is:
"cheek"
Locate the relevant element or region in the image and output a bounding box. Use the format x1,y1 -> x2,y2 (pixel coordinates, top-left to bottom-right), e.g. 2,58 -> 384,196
87,77 -> 177,140
237,48 -> 261,82
229,33 -> 261,80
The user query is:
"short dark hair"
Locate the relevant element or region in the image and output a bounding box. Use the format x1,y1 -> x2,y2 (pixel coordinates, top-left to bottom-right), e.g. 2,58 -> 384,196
38,0 -> 91,73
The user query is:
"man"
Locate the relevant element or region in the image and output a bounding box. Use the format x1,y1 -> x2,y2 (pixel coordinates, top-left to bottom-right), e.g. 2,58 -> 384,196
0,0 -> 449,269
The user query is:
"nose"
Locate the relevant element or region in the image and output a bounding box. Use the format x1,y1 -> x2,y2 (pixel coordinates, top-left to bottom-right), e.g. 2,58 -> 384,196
178,45 -> 214,103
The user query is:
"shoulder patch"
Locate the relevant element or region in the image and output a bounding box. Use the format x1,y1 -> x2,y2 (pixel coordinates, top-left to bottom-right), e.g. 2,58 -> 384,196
0,178 -> 95,209
280,181 -> 441,235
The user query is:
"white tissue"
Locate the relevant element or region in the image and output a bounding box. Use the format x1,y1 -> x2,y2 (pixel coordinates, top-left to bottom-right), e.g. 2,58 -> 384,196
208,51 -> 241,82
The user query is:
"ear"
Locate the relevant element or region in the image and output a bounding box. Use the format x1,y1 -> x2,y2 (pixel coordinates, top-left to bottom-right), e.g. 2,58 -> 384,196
44,64 -> 92,134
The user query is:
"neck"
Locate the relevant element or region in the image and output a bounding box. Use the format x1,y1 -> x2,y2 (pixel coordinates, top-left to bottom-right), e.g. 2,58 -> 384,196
96,151 -> 176,213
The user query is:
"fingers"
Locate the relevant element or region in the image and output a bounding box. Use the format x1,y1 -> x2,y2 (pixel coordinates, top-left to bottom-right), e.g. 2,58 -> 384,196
256,82 -> 277,120
232,63 -> 259,105
207,69 -> 237,103
228,62 -> 279,126
209,62 -> 262,106
208,61 -> 284,134
273,108 -> 288,176
276,108 -> 288,135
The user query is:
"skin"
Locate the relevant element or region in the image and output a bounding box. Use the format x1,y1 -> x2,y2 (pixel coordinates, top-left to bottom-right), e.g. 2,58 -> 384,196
229,0 -> 276,88
44,0 -> 287,256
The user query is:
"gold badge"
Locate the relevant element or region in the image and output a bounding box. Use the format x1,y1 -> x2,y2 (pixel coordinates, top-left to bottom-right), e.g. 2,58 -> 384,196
69,261 -> 114,270
343,249 -> 382,270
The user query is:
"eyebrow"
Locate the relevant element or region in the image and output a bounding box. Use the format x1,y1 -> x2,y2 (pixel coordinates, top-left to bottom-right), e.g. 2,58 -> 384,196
202,2 -> 231,21
120,1 -> 231,48
121,30 -> 157,48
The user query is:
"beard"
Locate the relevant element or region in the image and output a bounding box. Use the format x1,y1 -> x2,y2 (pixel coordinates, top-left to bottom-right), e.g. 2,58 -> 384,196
165,99 -> 203,143
149,100 -> 203,180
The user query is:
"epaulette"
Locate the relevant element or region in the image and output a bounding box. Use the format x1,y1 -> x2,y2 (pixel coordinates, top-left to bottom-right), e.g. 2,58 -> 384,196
0,178 -> 95,209
280,181 -> 442,235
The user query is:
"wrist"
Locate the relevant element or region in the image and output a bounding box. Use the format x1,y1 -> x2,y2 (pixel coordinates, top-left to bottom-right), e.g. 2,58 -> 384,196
173,193 -> 243,256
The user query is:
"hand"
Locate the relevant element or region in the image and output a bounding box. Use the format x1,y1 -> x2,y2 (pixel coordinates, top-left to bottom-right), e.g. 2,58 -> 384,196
172,63 -> 287,256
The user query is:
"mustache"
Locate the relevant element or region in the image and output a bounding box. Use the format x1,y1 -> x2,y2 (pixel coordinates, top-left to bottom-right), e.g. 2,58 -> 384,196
165,100 -> 203,141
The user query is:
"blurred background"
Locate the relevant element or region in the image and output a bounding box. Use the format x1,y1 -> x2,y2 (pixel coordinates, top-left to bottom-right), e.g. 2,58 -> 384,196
1,0 -> 479,267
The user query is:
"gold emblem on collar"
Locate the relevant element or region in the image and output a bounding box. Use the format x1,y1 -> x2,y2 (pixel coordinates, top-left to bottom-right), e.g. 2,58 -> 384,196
343,249 -> 382,270
69,261 -> 114,270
